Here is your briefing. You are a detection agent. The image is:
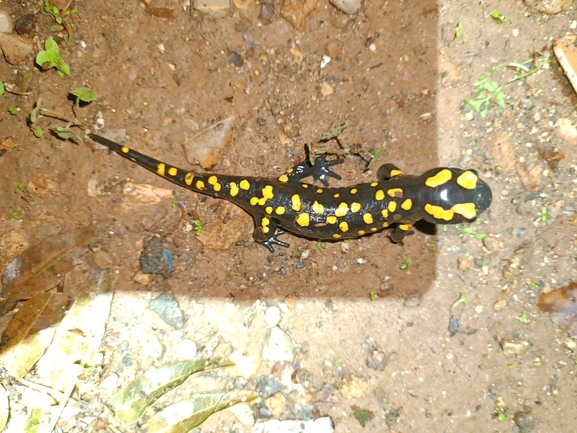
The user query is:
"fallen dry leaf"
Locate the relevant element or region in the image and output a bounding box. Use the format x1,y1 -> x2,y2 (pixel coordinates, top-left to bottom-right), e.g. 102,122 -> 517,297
0,227 -> 94,314
538,282 -> 577,338
183,117 -> 235,169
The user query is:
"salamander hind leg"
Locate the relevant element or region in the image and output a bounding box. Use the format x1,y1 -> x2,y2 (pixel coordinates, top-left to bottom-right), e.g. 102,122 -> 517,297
253,214 -> 290,252
377,164 -> 403,181
388,223 -> 414,245
277,154 -> 343,186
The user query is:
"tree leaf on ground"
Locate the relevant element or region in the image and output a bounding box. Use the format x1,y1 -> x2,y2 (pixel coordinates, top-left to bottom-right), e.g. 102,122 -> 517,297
352,405 -> 375,427
0,292 -> 69,379
109,359 -> 233,425
23,406 -> 42,433
0,384 -> 8,430
538,282 -> 577,338
182,116 -> 235,169
0,227 -> 95,314
70,87 -> 97,102
142,391 -> 259,433
34,270 -> 114,391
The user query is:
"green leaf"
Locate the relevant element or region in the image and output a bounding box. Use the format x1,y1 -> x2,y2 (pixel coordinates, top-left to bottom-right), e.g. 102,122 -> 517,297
7,107 -> 17,115
496,92 -> 507,108
35,50 -> 57,66
44,37 -> 59,53
57,60 -> 70,76
71,87 -> 97,102
142,391 -> 258,432
109,359 -> 232,425
0,82 -> 4,95
33,126 -> 43,138
353,407 -> 375,427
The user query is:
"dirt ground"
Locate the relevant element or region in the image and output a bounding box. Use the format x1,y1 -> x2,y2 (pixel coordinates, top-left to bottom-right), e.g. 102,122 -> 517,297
1,0 -> 577,431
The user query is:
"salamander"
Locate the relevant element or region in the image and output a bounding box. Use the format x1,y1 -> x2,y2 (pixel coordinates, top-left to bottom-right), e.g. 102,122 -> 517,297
89,133 -> 492,252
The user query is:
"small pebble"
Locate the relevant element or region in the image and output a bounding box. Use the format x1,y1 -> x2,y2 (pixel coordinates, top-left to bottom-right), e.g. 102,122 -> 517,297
15,13 -> 36,35
265,306 -> 281,327
259,3 -> 275,23
330,0 -> 361,15
257,118 -> 266,126
228,50 -> 243,67
457,256 -> 473,271
0,7 -> 13,33
365,348 -> 388,371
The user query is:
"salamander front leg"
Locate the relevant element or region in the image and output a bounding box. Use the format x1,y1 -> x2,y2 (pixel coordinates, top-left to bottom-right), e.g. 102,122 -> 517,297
377,164 -> 403,181
388,223 -> 414,245
278,154 -> 343,186
253,214 -> 290,252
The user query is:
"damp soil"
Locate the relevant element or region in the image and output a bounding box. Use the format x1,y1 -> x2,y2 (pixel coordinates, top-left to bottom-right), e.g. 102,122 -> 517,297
1,0 -> 577,432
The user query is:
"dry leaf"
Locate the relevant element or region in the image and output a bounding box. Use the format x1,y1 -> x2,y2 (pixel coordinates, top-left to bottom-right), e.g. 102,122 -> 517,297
183,117 -> 235,169
0,293 -> 69,379
34,270 -> 114,391
0,227 -> 94,314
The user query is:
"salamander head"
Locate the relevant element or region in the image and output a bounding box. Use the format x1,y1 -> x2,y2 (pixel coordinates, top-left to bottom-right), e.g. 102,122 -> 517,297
419,167 -> 492,225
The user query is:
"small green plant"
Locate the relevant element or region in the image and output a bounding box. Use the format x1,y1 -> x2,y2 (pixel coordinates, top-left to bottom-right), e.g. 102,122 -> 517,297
0,82 -> 4,95
122,108 -> 131,115
369,291 -> 376,301
455,20 -> 463,38
540,206 -> 548,222
14,183 -> 24,194
451,292 -> 468,311
515,311 -> 528,323
490,11 -> 507,23
461,227 -> 487,240
497,412 -> 506,421
44,0 -> 77,43
366,148 -> 384,170
193,220 -> 202,236
465,54 -> 551,117
7,106 -> 17,115
35,37 -> 70,78
28,88 -> 97,142
316,240 -> 323,251
9,212 -> 18,219
10,140 -> 17,148
400,257 -> 411,270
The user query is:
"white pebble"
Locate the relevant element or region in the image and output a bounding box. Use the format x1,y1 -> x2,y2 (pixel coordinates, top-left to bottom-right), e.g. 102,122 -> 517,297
265,306 -> 281,328
512,29 -> 519,37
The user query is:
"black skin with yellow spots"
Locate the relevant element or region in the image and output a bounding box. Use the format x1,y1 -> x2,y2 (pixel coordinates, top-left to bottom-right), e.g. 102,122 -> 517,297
89,134 -> 492,252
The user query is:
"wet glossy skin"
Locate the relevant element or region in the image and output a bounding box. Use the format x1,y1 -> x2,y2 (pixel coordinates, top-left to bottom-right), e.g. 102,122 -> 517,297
89,133 -> 492,251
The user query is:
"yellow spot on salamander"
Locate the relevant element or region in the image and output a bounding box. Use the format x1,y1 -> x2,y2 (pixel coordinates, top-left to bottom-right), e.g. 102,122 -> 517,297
401,199 -> 412,211
358,229 -> 366,236
424,204 -> 452,221
229,182 -> 239,196
351,202 -> 361,213
168,167 -> 178,177
121,146 -> 130,154
240,180 -> 250,190
370,227 -> 378,232
390,169 -> 403,177
265,206 -> 273,214
382,222 -> 389,227
262,185 -> 274,199
250,197 -> 259,206
296,212 -> 310,227
387,188 -> 403,198
399,224 -> 411,231
334,193 -> 340,198
339,221 -> 349,232
208,175 -> 221,192
275,206 -> 286,215
381,209 -> 389,219
375,190 -> 385,201
370,182 -> 379,187
456,170 -> 478,190
184,172 -> 194,186
333,233 -> 342,239
279,174 -> 289,183
317,188 -> 324,194
312,201 -> 324,214
350,188 -> 358,195
425,203 -> 478,221
302,184 -> 309,189
363,213 -> 374,225
335,202 -> 349,217
388,201 -> 397,212
425,169 -> 452,188
157,163 -> 166,176
452,202 -> 476,219
287,168 -> 294,173
261,217 -> 270,234
327,215 -> 337,224
291,194 -> 302,211
196,180 -> 205,190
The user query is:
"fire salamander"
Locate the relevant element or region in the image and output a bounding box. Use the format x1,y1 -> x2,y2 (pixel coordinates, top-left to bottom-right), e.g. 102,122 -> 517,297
89,133 -> 492,252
